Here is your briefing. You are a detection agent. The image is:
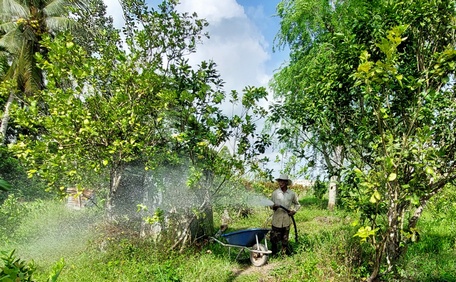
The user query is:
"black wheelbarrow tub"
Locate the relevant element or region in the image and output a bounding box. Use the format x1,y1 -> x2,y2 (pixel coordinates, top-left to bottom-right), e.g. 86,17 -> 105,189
221,228 -> 271,247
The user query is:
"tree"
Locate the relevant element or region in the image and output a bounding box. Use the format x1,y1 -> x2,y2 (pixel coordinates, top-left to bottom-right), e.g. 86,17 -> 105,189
272,0 -> 456,279
270,0 -> 356,210
70,0 -> 117,55
9,0 -> 269,249
0,0 -> 87,144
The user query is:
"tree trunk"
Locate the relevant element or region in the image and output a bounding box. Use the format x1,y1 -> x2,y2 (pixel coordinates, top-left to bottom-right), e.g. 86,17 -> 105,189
327,175 -> 337,211
190,188 -> 214,239
106,165 -> 123,222
140,169 -> 148,238
367,181 -> 449,281
369,195 -> 406,281
0,92 -> 14,145
367,238 -> 386,282
323,145 -> 343,211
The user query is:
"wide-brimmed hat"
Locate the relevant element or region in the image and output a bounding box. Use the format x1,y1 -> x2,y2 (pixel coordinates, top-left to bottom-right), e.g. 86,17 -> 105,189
275,174 -> 292,185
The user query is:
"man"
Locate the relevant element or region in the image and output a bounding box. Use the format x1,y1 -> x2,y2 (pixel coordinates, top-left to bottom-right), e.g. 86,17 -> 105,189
270,174 -> 301,256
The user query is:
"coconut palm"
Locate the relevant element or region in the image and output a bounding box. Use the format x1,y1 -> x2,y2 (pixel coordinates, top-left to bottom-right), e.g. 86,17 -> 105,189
0,0 -> 87,144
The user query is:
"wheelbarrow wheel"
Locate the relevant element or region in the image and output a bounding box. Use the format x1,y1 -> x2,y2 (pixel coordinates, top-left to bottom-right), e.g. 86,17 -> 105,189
250,244 -> 268,267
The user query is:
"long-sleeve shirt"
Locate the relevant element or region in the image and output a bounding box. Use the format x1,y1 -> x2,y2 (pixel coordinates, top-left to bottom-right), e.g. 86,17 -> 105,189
271,188 -> 301,228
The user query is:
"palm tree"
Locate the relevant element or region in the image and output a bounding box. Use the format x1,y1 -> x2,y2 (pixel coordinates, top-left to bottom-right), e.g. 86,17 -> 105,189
0,0 -> 87,144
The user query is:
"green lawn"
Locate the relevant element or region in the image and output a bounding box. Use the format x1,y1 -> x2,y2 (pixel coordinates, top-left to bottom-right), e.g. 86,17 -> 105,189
1,195 -> 455,281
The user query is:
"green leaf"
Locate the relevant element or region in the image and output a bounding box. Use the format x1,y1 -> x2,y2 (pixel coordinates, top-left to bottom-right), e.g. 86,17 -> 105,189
388,173 -> 397,181
369,190 -> 381,203
353,226 -> 378,242
0,179 -> 11,191
425,167 -> 434,175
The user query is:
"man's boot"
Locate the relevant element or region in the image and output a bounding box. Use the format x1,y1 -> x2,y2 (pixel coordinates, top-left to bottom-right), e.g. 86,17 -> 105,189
271,242 -> 278,256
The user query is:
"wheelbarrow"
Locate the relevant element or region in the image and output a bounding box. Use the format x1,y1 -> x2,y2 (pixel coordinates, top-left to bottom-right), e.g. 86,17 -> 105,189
210,228 -> 272,266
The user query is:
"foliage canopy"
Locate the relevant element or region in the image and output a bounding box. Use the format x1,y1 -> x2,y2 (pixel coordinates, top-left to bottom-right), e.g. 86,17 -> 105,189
5,0 -> 270,246
271,0 -> 456,279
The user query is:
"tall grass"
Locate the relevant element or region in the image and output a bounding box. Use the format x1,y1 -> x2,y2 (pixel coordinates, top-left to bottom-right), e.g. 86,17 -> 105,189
1,194 -> 455,281
400,190 -> 456,282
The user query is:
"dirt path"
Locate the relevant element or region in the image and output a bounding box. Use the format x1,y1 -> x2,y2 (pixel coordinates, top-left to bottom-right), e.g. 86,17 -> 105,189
231,260 -> 278,281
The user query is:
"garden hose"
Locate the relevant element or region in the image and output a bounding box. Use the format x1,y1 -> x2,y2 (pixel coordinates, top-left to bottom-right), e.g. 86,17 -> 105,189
279,205 -> 298,243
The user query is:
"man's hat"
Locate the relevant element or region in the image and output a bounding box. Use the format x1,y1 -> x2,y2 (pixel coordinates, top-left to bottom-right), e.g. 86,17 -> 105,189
275,174 -> 292,185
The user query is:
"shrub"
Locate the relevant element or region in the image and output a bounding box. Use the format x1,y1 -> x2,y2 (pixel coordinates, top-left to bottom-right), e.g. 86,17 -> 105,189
312,179 -> 327,200
0,249 -> 65,282
0,147 -> 50,204
0,194 -> 29,245
0,249 -> 36,282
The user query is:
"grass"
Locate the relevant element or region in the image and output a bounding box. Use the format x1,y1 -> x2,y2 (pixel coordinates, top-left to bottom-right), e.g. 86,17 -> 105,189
1,195 -> 456,281
400,212 -> 456,282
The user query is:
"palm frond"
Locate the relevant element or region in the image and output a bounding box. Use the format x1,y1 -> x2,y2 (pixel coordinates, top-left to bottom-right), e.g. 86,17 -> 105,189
46,16 -> 76,31
0,22 -> 17,33
0,13 -> 13,23
11,42 -> 42,93
0,0 -> 29,18
44,0 -> 70,17
5,56 -> 19,79
0,0 -> 88,96
68,0 -> 90,11
0,27 -> 26,54
0,51 -> 9,78
0,178 -> 11,192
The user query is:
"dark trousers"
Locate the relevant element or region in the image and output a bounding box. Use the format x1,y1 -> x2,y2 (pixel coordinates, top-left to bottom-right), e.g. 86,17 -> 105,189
270,225 -> 291,255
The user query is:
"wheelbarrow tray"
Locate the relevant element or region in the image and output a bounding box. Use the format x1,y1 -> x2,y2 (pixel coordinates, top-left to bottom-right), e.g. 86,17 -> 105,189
211,228 -> 272,266
221,228 -> 270,247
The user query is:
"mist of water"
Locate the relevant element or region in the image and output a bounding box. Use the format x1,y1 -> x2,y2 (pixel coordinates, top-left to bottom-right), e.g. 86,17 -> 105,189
245,194 -> 273,207
121,165 -> 274,215
213,181 -> 275,210
1,200 -> 103,266
0,166 -> 277,273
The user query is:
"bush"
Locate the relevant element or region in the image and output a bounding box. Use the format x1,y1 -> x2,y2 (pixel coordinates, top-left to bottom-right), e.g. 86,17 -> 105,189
0,249 -> 36,282
0,194 -> 29,245
0,249 -> 65,282
312,179 -> 327,200
0,147 -> 50,204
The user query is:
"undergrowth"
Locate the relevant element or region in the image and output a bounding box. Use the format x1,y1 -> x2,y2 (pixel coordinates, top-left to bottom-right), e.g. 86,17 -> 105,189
0,194 -> 455,281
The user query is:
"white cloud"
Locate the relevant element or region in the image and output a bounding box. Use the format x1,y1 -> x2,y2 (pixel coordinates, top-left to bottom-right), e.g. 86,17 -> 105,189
177,0 -> 246,23
177,0 -> 270,93
103,0 -> 125,28
103,0 -> 271,93
177,1 -> 282,174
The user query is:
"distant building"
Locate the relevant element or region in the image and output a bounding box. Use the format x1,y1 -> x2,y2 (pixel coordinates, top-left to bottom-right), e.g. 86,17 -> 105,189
66,188 -> 96,209
293,179 -> 315,187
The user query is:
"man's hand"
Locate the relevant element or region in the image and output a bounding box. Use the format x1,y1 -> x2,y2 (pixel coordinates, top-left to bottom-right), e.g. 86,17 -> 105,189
272,204 -> 279,211
288,210 -> 296,216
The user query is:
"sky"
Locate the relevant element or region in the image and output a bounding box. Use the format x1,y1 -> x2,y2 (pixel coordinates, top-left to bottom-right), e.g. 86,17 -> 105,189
102,0 -> 294,177
103,0 -> 287,91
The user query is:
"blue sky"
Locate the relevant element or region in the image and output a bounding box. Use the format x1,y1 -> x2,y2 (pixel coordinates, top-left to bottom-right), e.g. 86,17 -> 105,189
173,0 -> 288,93
103,0 -> 293,177
104,0 -> 287,92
